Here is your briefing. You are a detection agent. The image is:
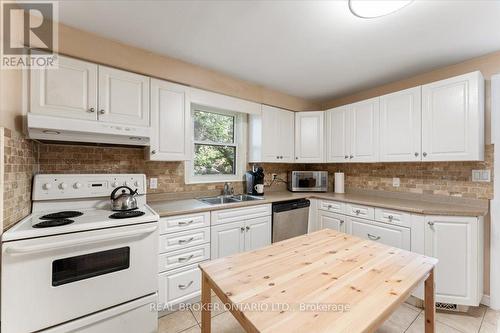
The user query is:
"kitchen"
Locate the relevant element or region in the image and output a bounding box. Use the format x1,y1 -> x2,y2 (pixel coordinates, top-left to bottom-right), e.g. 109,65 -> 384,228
0,1 -> 499,333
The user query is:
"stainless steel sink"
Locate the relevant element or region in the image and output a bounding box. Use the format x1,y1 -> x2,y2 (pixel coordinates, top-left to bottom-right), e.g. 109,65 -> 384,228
197,194 -> 264,205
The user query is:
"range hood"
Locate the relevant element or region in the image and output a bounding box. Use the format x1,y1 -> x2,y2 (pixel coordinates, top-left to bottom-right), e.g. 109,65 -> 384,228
27,114 -> 150,146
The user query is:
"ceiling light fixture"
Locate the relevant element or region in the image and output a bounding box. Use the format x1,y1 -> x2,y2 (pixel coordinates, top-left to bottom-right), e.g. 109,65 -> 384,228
349,0 -> 414,18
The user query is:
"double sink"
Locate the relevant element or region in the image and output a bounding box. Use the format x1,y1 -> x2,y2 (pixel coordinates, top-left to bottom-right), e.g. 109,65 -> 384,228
198,194 -> 264,205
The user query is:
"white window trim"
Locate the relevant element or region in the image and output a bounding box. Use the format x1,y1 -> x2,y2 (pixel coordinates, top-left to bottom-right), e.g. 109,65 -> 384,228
185,104 -> 247,184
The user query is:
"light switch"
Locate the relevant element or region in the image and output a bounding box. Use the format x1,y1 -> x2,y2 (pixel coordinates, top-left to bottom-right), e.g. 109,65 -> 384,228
392,177 -> 400,187
149,178 -> 158,189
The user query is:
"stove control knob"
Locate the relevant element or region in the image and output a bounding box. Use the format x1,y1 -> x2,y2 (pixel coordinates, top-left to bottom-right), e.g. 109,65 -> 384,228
124,181 -> 130,186
74,182 -> 82,189
112,181 -> 119,188
43,183 -> 52,190
59,182 -> 68,190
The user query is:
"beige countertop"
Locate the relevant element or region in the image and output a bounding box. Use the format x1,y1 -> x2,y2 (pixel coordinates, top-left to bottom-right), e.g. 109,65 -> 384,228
148,190 -> 488,218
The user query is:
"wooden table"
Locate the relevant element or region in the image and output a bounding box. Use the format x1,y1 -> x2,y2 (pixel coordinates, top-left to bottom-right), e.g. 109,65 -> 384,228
199,229 -> 438,333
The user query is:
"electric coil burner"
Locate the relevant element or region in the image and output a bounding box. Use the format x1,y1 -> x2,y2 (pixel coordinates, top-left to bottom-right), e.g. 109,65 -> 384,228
33,219 -> 75,228
40,211 -> 83,220
109,211 -> 146,219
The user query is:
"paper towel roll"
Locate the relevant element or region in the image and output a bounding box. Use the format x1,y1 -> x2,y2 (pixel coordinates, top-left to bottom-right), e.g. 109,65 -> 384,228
334,172 -> 345,193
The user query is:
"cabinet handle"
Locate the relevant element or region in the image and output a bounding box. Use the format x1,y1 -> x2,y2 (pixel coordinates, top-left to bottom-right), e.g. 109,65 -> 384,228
344,155 -> 348,159
280,156 -> 283,159
99,109 -> 105,115
414,152 -> 419,157
178,281 -> 194,290
178,254 -> 194,262
387,215 -> 394,220
178,220 -> 194,226
240,227 -> 245,232
355,209 -> 361,215
88,107 -> 95,113
246,226 -> 250,231
295,157 -> 299,160
367,233 -> 381,241
423,152 -> 427,157
178,237 -> 194,244
350,155 -> 354,159
428,221 -> 434,226
276,156 -> 279,159
340,220 -> 344,224
151,150 -> 157,154
327,204 -> 332,209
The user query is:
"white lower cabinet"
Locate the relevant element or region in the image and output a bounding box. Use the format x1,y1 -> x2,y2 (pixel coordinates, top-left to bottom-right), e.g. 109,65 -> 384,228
317,210 -> 346,232
211,204 -> 272,259
424,215 -> 484,306
313,199 -> 484,307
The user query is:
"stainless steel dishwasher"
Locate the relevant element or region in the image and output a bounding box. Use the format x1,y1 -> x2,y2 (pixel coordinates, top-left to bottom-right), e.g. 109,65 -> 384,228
272,199 -> 310,243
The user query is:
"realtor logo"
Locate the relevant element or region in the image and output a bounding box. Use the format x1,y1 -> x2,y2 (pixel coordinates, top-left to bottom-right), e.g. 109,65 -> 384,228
1,1 -> 58,69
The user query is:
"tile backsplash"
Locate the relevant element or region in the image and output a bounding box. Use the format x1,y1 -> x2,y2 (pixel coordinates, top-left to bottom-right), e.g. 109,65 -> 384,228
2,137 -> 494,230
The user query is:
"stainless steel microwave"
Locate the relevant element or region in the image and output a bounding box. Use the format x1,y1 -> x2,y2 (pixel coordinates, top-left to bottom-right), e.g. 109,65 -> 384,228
288,171 -> 328,192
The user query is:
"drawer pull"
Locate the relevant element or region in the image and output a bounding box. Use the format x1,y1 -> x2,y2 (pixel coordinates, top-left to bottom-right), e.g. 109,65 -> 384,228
340,220 -> 344,224
246,226 -> 250,231
178,254 -> 195,262
428,221 -> 434,226
367,233 -> 381,241
240,227 -> 245,232
355,209 -> 361,215
178,281 -> 194,290
387,215 -> 394,220
178,220 -> 194,226
178,237 -> 195,244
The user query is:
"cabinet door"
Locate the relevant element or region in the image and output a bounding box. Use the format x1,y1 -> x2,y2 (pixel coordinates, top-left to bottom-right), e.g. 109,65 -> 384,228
149,79 -> 190,161
30,55 -> 98,120
350,98 -> 380,162
210,221 -> 245,259
424,216 -> 479,305
326,106 -> 350,163
278,109 -> 295,162
348,217 -> 410,250
244,216 -> 271,251
422,72 -> 484,161
317,210 -> 346,233
261,105 -> 281,162
380,87 -> 422,162
295,111 -> 325,163
98,66 -> 150,127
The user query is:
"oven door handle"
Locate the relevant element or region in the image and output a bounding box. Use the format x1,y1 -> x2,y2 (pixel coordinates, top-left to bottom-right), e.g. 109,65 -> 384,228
5,225 -> 158,255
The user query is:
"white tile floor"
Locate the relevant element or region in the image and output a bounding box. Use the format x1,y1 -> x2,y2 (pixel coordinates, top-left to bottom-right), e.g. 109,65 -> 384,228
158,298 -> 500,333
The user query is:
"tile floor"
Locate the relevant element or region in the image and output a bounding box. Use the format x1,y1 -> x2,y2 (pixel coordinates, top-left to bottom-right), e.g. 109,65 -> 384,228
158,297 -> 500,333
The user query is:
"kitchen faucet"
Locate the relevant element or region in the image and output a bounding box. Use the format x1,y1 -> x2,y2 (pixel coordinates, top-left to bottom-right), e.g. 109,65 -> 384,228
222,182 -> 234,196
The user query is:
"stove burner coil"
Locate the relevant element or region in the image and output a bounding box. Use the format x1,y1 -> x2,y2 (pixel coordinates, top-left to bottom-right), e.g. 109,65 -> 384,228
33,219 -> 75,228
109,211 -> 146,219
40,211 -> 83,220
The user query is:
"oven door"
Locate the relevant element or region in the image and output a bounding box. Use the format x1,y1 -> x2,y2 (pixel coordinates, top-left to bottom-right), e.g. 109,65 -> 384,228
290,171 -> 327,192
1,222 -> 158,333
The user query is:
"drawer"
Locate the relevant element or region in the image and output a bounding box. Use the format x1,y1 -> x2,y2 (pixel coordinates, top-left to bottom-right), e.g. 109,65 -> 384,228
160,212 -> 210,234
159,227 -> 210,254
318,200 -> 344,213
374,208 -> 411,228
158,262 -> 205,306
158,243 -> 210,272
344,203 -> 375,220
348,217 -> 410,250
211,204 -> 271,226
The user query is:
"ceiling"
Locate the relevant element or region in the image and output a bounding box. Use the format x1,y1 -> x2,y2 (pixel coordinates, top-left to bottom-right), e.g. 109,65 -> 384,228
56,0 -> 500,101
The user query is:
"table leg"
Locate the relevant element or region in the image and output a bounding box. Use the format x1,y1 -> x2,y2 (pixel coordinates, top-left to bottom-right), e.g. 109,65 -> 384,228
201,272 -> 211,333
424,268 -> 435,333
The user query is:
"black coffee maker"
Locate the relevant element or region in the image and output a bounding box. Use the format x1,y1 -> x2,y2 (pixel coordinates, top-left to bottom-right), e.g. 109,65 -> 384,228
245,166 -> 265,196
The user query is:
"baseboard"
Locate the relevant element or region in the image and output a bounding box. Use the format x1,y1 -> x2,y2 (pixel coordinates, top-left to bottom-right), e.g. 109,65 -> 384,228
481,294 -> 490,307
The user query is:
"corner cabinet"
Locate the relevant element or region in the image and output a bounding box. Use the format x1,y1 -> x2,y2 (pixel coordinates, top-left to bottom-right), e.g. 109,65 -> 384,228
147,79 -> 190,161
424,215 -> 484,306
421,71 -> 484,161
294,111 -> 325,163
379,87 -> 422,162
249,105 -> 294,163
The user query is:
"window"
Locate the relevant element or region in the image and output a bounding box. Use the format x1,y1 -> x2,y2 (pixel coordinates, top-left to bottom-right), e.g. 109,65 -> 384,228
186,105 -> 246,183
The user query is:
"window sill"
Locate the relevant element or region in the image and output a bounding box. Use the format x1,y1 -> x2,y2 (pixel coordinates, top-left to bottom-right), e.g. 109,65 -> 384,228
185,176 -> 244,185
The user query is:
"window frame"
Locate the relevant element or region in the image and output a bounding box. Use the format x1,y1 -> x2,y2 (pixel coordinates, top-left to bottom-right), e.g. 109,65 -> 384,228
185,104 -> 247,184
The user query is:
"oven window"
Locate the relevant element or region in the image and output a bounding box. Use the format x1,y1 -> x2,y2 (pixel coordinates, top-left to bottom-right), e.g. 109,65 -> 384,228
52,247 -> 130,286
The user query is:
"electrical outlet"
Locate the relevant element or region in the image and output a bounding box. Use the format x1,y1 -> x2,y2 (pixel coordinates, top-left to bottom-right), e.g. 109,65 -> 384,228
272,173 -> 278,180
472,170 -> 491,182
149,178 -> 158,189
392,177 -> 400,187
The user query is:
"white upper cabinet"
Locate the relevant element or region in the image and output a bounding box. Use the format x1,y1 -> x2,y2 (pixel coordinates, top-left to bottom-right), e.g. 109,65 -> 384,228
30,55 -> 98,120
249,105 -> 294,163
422,71 -> 484,161
98,66 -> 150,127
326,106 -> 350,163
379,87 -> 422,162
148,79 -> 190,161
350,97 -> 380,162
295,111 -> 325,163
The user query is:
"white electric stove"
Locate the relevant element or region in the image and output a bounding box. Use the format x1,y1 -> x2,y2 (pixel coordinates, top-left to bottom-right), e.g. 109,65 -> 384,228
1,174 -> 159,333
